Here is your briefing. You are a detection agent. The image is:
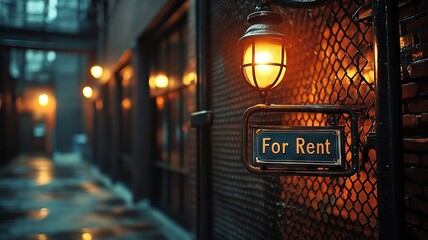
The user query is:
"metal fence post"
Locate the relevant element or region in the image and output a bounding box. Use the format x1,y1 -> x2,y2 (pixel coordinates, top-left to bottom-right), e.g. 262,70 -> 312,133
372,0 -> 404,239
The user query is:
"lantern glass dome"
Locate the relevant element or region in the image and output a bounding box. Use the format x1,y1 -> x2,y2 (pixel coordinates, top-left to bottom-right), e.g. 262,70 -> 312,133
239,1 -> 287,96
241,37 -> 286,90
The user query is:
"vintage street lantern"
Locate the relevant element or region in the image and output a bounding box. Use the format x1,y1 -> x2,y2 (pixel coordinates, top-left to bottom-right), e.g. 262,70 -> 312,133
240,0 -> 359,177
239,0 -> 287,100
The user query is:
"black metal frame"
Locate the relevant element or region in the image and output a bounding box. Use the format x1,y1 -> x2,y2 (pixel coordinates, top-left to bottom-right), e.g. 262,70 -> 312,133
372,0 -> 404,239
241,104 -> 359,176
195,0 -> 212,239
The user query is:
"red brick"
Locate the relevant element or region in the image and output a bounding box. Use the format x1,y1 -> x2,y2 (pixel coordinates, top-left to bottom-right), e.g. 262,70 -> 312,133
406,211 -> 421,225
408,198 -> 428,214
400,4 -> 416,21
404,138 -> 428,152
403,114 -> 419,128
407,15 -> 428,32
421,154 -> 428,167
405,153 -> 420,165
406,182 -> 423,195
421,113 -> 428,125
412,48 -> 428,61
402,82 -> 418,100
408,60 -> 428,79
422,217 -> 428,229
425,187 -> 428,199
408,99 -> 428,113
421,1 -> 428,13
406,167 -> 428,183
410,227 -> 428,240
420,29 -> 428,43
422,82 -> 428,93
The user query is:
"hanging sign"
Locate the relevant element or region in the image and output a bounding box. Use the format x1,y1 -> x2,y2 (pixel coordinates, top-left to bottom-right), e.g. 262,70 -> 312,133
253,126 -> 344,167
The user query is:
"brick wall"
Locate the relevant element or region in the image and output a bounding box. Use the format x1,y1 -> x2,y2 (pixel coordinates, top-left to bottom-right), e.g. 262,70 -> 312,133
400,0 -> 428,239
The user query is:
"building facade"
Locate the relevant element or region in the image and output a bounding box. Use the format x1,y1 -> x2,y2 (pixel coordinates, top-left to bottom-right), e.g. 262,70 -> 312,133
82,0 -> 428,239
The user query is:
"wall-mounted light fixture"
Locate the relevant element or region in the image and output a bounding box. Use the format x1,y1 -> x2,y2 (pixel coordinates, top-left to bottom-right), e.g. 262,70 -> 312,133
239,0 -> 332,101
239,0 -> 286,101
239,0 -> 359,176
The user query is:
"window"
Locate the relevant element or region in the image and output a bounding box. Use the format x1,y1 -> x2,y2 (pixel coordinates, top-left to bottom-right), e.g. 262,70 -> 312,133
149,14 -> 196,228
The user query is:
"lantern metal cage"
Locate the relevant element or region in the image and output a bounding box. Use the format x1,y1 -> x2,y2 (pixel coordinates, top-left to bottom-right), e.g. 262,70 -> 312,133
239,0 -> 287,100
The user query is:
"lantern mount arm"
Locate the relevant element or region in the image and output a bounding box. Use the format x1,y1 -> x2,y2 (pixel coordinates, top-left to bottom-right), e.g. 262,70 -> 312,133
269,0 -> 331,8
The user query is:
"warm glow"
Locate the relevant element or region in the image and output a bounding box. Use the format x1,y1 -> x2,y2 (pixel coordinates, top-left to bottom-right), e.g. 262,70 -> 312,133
82,86 -> 93,99
122,66 -> 133,87
37,234 -> 47,240
90,65 -> 103,79
155,75 -> 169,88
38,94 -> 49,106
183,72 -> 197,85
38,208 -> 49,219
122,98 -> 132,110
95,99 -> 103,110
28,208 -> 49,220
156,96 -> 165,110
82,233 -> 92,240
242,38 -> 286,90
35,166 -> 52,185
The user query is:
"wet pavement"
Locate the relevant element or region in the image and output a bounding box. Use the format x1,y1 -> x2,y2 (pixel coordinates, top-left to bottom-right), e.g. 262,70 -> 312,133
0,155 -> 191,240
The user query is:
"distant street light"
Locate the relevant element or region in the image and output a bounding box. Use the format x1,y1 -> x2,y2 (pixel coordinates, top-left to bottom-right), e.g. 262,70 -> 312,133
90,65 -> 103,79
38,94 -> 49,106
82,86 -> 93,99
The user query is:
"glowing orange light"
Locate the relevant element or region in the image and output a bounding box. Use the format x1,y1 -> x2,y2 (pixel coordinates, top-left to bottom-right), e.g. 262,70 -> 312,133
183,72 -> 197,85
239,3 -> 287,97
155,75 -> 168,88
37,234 -> 47,240
82,233 -> 92,240
156,96 -> 165,110
122,98 -> 131,110
82,86 -> 93,99
241,39 -> 287,90
122,67 -> 133,87
90,65 -> 103,79
95,99 -> 103,110
38,94 -> 49,106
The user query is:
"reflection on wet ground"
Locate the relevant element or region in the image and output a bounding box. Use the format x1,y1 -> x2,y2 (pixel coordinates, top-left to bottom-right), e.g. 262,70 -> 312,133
0,155 -> 173,240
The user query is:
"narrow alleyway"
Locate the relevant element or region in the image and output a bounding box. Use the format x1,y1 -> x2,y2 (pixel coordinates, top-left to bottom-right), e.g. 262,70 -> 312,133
0,155 -> 189,240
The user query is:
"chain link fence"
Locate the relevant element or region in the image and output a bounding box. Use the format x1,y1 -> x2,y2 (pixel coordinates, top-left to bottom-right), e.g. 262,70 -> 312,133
210,0 -> 377,239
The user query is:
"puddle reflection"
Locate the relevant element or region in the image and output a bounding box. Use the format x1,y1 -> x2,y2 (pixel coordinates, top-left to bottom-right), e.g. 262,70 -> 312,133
28,208 -> 49,220
29,157 -> 53,185
82,232 -> 92,240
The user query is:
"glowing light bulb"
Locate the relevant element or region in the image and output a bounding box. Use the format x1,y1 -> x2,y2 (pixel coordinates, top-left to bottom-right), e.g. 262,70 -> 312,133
90,65 -> 103,79
122,98 -> 132,110
242,39 -> 286,90
82,86 -> 93,99
155,75 -> 168,88
39,94 -> 49,106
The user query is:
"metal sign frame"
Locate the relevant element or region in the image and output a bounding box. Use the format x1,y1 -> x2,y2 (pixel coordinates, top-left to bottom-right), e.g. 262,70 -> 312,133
241,104 -> 359,176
